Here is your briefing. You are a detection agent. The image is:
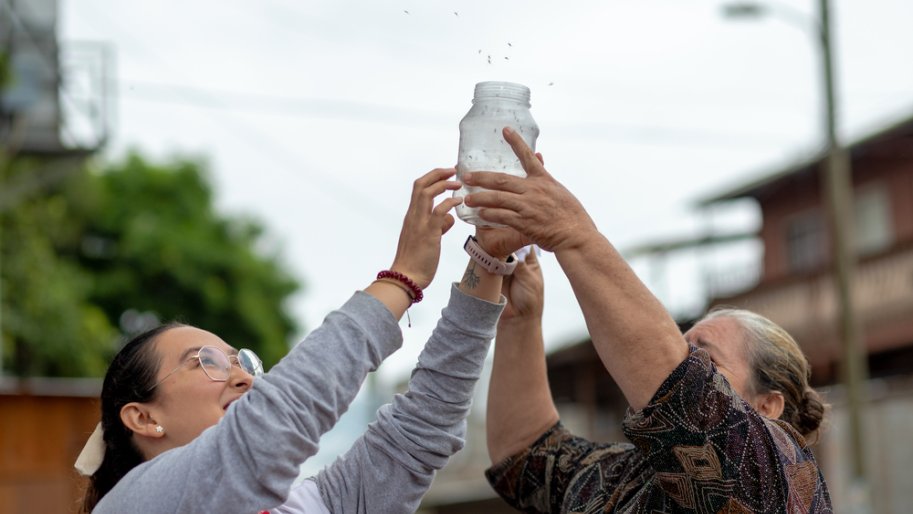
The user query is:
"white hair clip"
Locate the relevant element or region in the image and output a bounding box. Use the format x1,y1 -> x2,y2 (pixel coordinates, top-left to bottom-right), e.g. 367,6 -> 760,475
74,422 -> 105,476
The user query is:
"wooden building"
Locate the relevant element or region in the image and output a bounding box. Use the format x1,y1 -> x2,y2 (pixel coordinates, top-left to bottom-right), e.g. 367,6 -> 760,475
700,114 -> 913,385
0,379 -> 100,514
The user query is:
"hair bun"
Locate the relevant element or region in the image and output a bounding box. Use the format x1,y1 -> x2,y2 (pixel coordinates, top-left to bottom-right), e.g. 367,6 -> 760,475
795,388 -> 826,437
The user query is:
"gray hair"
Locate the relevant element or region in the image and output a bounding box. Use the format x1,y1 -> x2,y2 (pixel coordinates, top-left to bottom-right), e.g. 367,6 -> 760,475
701,308 -> 826,438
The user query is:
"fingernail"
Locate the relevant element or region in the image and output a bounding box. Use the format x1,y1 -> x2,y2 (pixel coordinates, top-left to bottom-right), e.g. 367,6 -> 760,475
462,172 -> 473,184
504,127 -> 514,135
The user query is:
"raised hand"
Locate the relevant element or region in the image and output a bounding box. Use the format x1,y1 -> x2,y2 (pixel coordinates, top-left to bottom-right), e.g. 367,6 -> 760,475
390,168 -> 462,289
499,250 -> 544,323
473,226 -> 529,260
462,127 -> 599,253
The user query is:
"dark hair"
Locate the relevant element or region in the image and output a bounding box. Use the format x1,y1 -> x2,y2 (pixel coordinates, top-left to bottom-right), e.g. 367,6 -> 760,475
702,309 -> 827,439
81,323 -> 183,513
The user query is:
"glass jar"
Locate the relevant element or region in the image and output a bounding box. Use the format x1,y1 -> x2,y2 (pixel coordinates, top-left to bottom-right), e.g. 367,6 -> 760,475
454,81 -> 539,227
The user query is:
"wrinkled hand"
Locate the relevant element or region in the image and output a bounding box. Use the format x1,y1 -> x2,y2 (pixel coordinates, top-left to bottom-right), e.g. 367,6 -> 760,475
463,127 -> 598,252
391,168 -> 462,289
500,250 -> 544,323
474,226 -> 529,260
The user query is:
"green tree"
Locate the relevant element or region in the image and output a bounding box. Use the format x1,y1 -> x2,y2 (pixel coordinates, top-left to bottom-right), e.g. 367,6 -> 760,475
1,155 -> 115,376
81,153 -> 300,369
0,152 -> 301,376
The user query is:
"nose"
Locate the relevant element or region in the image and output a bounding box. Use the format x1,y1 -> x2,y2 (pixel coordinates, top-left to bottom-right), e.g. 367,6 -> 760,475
229,364 -> 254,390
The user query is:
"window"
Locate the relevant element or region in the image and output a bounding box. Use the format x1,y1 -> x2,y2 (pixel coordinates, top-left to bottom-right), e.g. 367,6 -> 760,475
786,209 -> 826,273
853,185 -> 893,255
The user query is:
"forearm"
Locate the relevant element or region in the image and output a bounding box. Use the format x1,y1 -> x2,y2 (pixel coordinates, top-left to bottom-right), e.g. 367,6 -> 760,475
317,284 -> 504,513
457,258 -> 505,303
364,280 -> 414,320
487,316 -> 559,464
368,284 -> 503,467
555,232 -> 688,410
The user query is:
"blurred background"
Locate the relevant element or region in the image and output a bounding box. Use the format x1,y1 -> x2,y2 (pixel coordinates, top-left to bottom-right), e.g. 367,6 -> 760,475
2,0 -> 912,512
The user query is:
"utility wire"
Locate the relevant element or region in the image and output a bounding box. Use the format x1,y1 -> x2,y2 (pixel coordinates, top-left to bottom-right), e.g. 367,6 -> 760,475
116,78 -> 793,148
76,1 -> 399,224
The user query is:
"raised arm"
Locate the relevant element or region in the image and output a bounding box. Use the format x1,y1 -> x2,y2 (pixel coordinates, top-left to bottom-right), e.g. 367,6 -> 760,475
486,250 -> 559,463
312,235 -> 511,514
93,169 -> 466,514
463,130 -> 688,410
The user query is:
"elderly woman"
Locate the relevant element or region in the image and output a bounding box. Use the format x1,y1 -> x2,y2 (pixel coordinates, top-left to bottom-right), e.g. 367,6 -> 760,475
78,168 -> 517,514
466,129 -> 832,512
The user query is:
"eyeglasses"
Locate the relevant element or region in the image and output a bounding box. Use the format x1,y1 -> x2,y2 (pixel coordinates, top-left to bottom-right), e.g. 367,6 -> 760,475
149,345 -> 264,391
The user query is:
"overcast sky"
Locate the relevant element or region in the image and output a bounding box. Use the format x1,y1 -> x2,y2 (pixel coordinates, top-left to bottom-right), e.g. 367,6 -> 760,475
61,0 -> 913,471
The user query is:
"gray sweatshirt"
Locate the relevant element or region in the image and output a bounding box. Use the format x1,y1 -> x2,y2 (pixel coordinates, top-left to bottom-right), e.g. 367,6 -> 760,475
94,284 -> 504,513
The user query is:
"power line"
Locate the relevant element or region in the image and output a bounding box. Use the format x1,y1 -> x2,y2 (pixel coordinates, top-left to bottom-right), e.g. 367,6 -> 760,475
75,1 -> 398,224
115,78 -> 794,148
117,80 -> 452,129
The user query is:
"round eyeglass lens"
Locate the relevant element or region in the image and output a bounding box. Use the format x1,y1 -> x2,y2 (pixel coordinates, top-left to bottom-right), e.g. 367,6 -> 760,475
238,349 -> 264,377
199,346 -> 232,381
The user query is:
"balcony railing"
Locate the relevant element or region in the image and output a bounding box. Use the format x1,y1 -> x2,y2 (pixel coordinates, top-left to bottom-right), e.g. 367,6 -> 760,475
711,243 -> 913,369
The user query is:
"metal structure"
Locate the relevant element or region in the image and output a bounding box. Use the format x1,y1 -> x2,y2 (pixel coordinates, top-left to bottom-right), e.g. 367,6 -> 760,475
1,0 -> 111,154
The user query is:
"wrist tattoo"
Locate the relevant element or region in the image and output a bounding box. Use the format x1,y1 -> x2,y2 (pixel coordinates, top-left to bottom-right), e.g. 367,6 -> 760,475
462,262 -> 481,289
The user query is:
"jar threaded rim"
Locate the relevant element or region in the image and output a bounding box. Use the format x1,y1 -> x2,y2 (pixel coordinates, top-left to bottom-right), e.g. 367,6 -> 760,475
472,81 -> 531,106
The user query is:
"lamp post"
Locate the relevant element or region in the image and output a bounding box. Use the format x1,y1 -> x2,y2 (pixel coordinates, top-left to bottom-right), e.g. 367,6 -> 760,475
722,1 -> 870,511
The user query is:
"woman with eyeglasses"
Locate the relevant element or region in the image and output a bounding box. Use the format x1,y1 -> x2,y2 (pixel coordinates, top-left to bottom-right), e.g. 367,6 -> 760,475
78,168 -> 520,513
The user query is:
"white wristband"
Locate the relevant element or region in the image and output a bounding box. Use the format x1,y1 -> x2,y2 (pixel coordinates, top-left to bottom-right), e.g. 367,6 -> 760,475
464,235 -> 518,275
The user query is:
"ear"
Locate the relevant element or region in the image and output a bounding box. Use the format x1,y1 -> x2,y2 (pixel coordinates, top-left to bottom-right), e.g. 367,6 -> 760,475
120,402 -> 165,439
753,390 -> 785,419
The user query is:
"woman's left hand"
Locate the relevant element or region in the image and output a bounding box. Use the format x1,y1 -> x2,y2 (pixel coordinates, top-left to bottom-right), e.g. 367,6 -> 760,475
390,168 -> 463,289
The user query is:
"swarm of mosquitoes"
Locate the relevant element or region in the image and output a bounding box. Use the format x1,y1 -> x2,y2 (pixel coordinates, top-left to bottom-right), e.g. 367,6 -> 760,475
402,8 -> 554,87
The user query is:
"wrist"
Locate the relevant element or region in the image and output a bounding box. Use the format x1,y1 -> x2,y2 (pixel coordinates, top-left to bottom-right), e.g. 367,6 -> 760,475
475,239 -> 509,260
376,270 -> 423,304
498,312 -> 543,329
464,235 -> 517,276
554,228 -> 606,255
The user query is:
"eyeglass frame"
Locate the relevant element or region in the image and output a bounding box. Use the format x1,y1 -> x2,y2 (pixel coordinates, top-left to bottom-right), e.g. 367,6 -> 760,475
148,345 -> 264,391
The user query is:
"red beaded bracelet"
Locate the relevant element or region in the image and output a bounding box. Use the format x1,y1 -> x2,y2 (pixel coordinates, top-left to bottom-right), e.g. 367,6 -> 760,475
376,270 -> 423,304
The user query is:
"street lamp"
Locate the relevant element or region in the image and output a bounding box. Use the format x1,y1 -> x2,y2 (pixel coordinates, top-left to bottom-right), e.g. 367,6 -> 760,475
722,1 -> 870,512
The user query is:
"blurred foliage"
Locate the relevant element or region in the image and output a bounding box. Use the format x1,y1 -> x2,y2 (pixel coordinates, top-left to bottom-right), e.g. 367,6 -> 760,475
0,51 -> 10,90
1,152 -> 301,377
1,155 -> 114,376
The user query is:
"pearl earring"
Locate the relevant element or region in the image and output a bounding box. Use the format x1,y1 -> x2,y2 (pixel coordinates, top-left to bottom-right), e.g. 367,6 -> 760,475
155,425 -> 164,434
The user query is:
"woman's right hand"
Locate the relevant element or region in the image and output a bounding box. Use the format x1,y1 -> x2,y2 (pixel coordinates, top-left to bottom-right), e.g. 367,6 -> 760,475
499,250 -> 544,324
390,168 -> 463,289
462,128 -> 599,253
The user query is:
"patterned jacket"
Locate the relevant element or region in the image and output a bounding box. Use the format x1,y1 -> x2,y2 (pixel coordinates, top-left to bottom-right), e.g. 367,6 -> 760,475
486,347 -> 832,513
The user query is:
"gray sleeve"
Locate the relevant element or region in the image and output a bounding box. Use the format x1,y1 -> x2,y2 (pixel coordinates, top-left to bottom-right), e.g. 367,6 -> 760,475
93,291 -> 403,514
316,284 -> 505,514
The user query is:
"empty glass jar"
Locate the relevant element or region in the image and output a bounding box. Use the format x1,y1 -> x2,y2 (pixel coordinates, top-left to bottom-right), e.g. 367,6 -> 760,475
454,81 -> 539,227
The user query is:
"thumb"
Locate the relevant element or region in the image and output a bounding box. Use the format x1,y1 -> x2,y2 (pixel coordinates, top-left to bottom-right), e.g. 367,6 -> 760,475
522,246 -> 540,268
500,273 -> 514,297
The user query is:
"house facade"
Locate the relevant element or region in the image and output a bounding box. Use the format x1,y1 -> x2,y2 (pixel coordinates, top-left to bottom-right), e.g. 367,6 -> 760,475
702,115 -> 913,386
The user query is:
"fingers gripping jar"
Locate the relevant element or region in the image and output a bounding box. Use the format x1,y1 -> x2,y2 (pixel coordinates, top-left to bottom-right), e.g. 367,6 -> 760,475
454,81 -> 539,227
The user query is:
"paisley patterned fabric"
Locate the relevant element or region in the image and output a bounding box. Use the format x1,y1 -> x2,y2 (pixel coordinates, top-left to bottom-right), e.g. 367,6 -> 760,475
485,347 -> 832,513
